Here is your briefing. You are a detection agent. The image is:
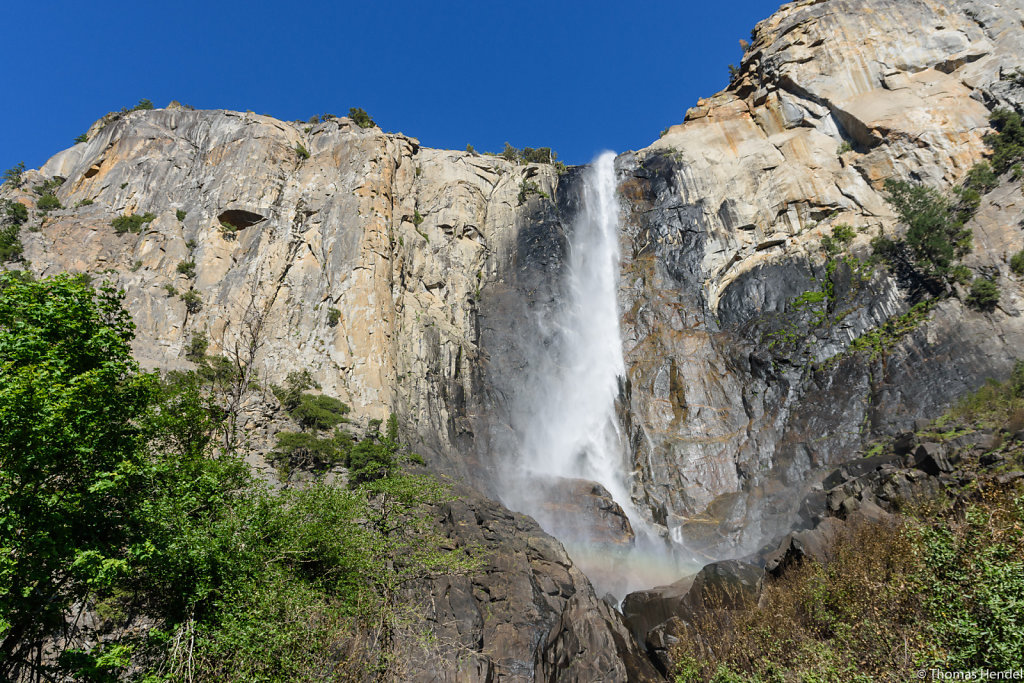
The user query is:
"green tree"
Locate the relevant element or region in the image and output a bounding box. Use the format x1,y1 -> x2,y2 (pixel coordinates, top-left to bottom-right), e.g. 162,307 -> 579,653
883,179 -> 972,281
985,108 -> 1024,174
2,162 -> 25,187
348,107 -> 376,129
966,277 -> 1000,312
0,273 -> 154,679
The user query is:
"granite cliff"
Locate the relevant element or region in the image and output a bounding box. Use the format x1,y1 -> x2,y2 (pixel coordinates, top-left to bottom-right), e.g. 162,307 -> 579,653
5,0 -> 1024,678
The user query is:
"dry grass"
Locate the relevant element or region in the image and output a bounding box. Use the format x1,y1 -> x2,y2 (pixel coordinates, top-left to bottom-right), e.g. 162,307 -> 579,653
672,485 -> 1024,682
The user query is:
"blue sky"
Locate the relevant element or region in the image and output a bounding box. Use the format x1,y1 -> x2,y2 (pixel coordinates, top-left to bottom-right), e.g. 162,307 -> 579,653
3,0 -> 779,169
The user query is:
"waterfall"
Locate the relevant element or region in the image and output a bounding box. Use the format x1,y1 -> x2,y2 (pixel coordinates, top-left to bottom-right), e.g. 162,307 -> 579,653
501,151 -> 692,599
519,151 -> 628,497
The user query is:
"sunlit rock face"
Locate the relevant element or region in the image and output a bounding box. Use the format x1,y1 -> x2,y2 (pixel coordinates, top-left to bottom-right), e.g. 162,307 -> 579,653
8,0 -> 1024,676
615,0 -> 1024,556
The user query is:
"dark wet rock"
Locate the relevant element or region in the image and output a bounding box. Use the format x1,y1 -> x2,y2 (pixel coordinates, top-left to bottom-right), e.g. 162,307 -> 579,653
645,617 -> 688,676
914,442 -> 955,476
996,471 -> 1024,485
621,575 -> 695,645
537,594 -> 662,682
402,487 -> 649,682
527,477 -> 635,547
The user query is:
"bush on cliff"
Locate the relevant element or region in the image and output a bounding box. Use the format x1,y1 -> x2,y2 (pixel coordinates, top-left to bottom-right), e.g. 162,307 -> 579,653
882,179 -> 972,282
966,277 -> 1000,312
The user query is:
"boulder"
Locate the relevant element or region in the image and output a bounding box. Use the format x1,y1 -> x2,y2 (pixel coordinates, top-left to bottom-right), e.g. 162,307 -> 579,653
537,594 -> 662,682
913,442 -> 955,476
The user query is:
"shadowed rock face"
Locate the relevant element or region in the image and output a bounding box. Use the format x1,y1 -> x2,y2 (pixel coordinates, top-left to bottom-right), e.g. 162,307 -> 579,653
7,0 -> 1024,678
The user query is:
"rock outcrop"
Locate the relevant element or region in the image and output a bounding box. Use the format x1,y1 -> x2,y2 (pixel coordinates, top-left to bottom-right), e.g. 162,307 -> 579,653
6,0 -> 1024,678
615,0 -> 1024,556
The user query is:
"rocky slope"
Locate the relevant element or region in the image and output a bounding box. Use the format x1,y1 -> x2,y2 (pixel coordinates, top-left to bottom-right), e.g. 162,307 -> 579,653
5,0 -> 1024,678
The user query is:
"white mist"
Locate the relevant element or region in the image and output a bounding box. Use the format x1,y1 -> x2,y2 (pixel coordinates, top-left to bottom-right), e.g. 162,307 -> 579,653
502,151 -> 694,600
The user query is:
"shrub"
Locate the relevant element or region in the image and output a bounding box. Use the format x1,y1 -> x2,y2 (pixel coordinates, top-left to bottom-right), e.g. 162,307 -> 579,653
985,108 -> 1024,174
501,142 -> 519,163
132,98 -> 154,111
184,238 -> 197,250
1010,249 -> 1024,275
289,394 -> 350,431
0,224 -> 23,261
728,63 -> 740,80
129,260 -> 142,272
517,180 -> 547,204
964,161 -> 998,193
176,209 -> 187,221
74,199 -> 94,208
111,212 -> 156,234
163,284 -> 177,297
74,133 -> 89,144
837,140 -> 853,154
218,221 -> 238,239
327,307 -> 341,326
466,143 -> 475,154
966,277 -> 1000,312
272,370 -> 319,410
3,161 -> 25,187
294,143 -> 310,160
180,289 -> 203,314
883,179 -> 972,280
950,264 -> 973,285
176,260 -> 196,278
3,199 -> 28,225
348,107 -> 375,129
521,147 -> 554,164
36,194 -> 62,213
412,209 -> 424,226
184,331 -> 208,362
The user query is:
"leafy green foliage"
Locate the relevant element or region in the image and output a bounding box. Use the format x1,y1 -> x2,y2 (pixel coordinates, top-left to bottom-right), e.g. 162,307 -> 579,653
820,223 -> 855,255
74,133 -> 89,144
180,288 -> 203,314
964,160 -> 998,193
272,369 -> 318,409
883,179 -> 972,281
497,142 -> 560,166
0,273 -> 154,678
517,180 -> 548,204
985,108 -> 1024,174
111,212 -> 156,234
34,177 -> 63,196
0,224 -> 23,262
672,486 -> 1024,681
1011,249 -> 1024,276
294,143 -> 310,160
466,143 -> 475,154
74,198 -> 94,208
327,306 -> 341,326
175,209 -> 187,221
348,107 -> 375,129
0,273 -> 473,680
3,200 -> 28,226
176,259 -> 196,278
2,162 -> 25,187
132,98 -> 154,111
36,193 -> 62,214
966,277 -> 1000,312
289,393 -> 350,431
184,331 -> 208,362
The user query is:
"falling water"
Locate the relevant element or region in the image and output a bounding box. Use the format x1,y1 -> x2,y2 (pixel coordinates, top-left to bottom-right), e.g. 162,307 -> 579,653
502,151 -> 693,599
519,151 -> 627,494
